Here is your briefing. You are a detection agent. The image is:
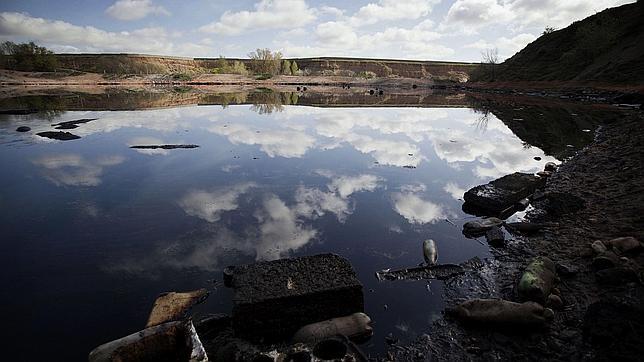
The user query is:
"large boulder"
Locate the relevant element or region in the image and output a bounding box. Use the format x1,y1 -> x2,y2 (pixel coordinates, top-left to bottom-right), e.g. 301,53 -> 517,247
229,253 -> 364,343
463,172 -> 544,215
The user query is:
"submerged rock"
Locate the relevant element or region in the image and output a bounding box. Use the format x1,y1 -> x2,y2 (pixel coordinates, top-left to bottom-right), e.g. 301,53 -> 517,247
52,118 -> 97,130
463,217 -> 503,236
518,257 -> 557,303
448,299 -> 554,326
36,131 -> 80,141
16,126 -> 31,132
147,289 -> 209,328
463,172 -> 544,214
130,144 -> 199,149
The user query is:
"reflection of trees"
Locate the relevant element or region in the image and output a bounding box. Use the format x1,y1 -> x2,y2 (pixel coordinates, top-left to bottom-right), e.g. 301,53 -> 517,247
0,95 -> 66,120
468,100 -> 492,132
220,92 -> 248,109
249,90 -> 299,115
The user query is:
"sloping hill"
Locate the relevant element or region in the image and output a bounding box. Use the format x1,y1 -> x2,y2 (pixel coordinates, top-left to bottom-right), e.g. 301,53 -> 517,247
491,1 -> 644,83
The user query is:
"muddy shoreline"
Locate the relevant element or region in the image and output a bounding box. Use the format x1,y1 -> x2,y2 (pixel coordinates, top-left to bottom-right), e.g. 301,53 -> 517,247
388,110 -> 644,361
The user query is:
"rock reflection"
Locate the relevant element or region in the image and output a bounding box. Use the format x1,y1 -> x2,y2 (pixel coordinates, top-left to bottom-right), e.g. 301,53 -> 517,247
32,154 -> 124,187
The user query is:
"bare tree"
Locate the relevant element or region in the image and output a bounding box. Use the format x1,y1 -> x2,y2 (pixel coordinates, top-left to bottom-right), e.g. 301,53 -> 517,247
481,48 -> 499,81
247,48 -> 283,76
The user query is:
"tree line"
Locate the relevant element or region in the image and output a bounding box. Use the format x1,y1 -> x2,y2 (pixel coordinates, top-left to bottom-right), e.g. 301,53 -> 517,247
0,41 -> 58,72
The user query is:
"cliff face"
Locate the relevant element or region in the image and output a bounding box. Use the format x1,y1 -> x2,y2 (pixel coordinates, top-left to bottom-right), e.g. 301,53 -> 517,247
49,54 -> 476,80
491,1 -> 644,83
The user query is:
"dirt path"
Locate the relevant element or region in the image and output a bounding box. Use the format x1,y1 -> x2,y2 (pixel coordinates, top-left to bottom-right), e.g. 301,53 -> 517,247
387,111 -> 644,361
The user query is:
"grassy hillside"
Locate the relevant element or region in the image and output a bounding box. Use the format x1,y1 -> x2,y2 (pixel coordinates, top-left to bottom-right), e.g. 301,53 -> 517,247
480,1 -> 644,83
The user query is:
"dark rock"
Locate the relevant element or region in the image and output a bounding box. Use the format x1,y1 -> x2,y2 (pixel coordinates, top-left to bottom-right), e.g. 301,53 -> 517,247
463,172 -> 544,214
52,118 -> 97,130
534,156 -> 542,161
36,131 -> 81,141
555,262 -> 578,278
485,226 -> 505,246
536,170 -> 552,178
230,253 -> 363,343
595,267 -> 639,285
130,144 -> 199,149
604,236 -> 641,254
504,222 -> 544,235
590,240 -> 608,254
592,251 -> 619,270
223,266 -> 235,287
546,294 -> 564,310
544,162 -> 557,172
369,89 -> 375,95
463,217 -> 503,236
448,299 -> 554,326
16,126 -> 31,132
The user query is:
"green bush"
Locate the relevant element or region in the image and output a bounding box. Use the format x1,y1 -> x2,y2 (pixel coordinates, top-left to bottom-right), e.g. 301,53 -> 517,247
0,41 -> 58,72
281,59 -> 292,75
290,60 -> 299,75
248,48 -> 282,75
172,73 -> 193,81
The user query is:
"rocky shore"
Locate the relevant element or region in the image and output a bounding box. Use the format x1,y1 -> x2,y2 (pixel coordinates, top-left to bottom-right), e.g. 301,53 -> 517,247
389,110 -> 644,361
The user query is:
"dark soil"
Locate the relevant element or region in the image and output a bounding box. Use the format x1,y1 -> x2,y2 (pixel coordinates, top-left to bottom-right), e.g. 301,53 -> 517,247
387,111 -> 644,361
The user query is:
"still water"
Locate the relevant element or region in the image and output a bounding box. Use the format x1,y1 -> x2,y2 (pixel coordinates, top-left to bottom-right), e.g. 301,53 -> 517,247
0,92 -> 593,360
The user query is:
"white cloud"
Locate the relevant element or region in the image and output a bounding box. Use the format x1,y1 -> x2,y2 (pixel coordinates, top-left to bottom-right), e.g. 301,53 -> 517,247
392,192 -> 448,224
443,182 -> 466,200
327,174 -> 381,198
442,0 -> 632,33
208,122 -> 316,158
294,186 -> 351,222
443,0 -> 514,32
199,0 -> 316,35
179,183 -> 256,223
284,18 -> 453,59
105,0 -> 170,21
317,5 -> 344,18
0,12 -> 211,56
32,154 -> 124,187
350,0 -> 440,26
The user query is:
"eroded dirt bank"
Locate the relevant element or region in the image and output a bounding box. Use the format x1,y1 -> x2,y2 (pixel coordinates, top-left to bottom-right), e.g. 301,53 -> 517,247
388,111 -> 644,361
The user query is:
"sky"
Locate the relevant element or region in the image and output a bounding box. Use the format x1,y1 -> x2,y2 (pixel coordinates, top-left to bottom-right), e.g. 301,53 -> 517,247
0,0 -> 634,62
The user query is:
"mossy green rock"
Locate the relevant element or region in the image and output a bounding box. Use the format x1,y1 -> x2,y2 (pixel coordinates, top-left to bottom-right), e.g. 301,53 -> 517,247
518,257 -> 556,303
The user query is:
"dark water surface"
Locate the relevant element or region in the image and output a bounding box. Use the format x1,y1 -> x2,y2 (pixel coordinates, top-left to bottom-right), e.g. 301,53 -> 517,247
0,91 -> 605,360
